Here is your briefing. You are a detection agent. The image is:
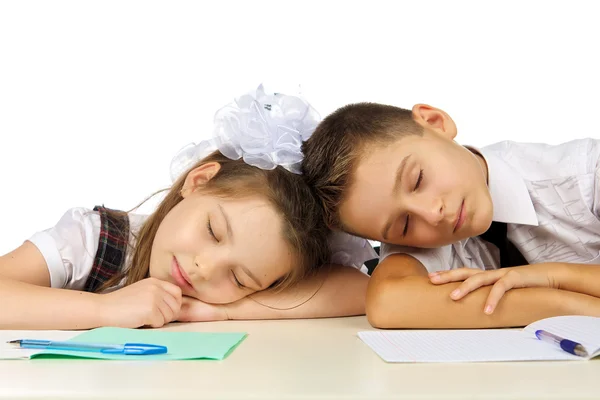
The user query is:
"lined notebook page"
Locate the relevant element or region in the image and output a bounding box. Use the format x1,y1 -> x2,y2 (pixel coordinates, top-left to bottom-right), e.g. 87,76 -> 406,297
358,329 -> 581,363
523,315 -> 600,356
359,316 -> 600,363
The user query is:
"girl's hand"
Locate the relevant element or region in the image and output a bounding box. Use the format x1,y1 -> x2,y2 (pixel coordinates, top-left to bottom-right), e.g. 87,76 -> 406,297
429,264 -> 559,314
177,297 -> 228,322
98,278 -> 182,328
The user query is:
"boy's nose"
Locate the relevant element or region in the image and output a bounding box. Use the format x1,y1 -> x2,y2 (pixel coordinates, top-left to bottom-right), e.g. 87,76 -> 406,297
407,196 -> 445,226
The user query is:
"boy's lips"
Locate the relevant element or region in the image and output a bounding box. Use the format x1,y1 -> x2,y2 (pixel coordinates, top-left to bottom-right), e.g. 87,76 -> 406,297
454,200 -> 466,232
171,256 -> 194,291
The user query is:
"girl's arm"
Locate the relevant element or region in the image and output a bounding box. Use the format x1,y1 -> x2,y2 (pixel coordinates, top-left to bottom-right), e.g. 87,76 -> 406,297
0,278 -> 105,330
0,242 -> 103,329
179,265 -> 369,321
0,242 -> 182,330
366,254 -> 600,329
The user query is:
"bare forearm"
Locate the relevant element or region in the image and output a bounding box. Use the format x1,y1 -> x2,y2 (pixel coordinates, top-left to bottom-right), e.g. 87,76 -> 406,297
225,265 -> 368,320
553,263 -> 600,298
367,276 -> 600,329
0,278 -> 104,330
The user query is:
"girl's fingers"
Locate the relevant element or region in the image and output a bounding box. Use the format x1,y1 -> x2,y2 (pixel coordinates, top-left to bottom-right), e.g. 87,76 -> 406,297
157,297 -> 175,325
158,280 -> 183,306
162,292 -> 181,318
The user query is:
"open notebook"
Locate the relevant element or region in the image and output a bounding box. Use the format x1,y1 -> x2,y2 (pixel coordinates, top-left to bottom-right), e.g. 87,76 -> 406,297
358,315 -> 600,363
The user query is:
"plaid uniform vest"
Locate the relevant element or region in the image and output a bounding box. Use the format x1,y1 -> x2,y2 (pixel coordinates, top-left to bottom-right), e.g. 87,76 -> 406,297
83,206 -> 130,292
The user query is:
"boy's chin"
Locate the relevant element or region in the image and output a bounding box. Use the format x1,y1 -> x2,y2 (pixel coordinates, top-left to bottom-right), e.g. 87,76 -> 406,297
471,215 -> 494,237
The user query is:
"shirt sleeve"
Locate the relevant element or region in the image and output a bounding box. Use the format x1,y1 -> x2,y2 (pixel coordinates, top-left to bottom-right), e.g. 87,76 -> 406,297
380,242 -> 453,273
27,207 -> 101,290
593,142 -> 600,219
328,232 -> 379,274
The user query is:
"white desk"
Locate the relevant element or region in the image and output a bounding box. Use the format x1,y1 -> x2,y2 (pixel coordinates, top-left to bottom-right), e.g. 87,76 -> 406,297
0,316 -> 596,399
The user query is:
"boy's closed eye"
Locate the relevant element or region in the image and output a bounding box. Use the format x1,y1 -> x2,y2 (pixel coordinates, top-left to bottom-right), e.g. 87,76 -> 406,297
414,169 -> 424,191
403,169 -> 425,236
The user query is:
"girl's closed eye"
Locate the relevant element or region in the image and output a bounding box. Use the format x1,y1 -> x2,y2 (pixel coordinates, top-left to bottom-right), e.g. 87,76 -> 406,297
207,218 -> 219,242
231,271 -> 246,289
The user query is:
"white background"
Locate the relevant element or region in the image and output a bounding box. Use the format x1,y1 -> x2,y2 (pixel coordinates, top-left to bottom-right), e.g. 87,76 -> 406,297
0,0 -> 599,255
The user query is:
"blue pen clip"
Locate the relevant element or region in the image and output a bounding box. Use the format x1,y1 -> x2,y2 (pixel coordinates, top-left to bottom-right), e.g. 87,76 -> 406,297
101,343 -> 167,355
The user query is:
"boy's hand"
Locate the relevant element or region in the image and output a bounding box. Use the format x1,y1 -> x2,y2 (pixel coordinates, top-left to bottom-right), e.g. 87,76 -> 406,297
98,278 -> 182,328
429,264 -> 560,314
177,297 -> 229,322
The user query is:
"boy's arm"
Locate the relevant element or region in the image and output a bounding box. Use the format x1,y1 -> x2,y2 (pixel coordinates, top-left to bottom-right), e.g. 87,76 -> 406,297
430,262 -> 600,313
552,263 -> 600,297
179,265 -> 369,321
366,254 -> 600,329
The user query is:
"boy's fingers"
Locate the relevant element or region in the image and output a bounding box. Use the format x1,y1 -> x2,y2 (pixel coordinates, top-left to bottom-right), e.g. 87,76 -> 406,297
430,268 -> 481,284
484,278 -> 516,314
450,272 -> 504,300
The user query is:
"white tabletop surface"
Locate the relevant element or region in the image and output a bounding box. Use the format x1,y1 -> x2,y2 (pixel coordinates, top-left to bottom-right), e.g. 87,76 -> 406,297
0,316 -> 596,399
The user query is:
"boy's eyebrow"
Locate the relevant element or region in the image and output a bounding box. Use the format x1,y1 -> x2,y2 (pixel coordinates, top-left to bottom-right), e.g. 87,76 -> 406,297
392,154 -> 411,196
218,204 -> 233,241
382,154 -> 411,240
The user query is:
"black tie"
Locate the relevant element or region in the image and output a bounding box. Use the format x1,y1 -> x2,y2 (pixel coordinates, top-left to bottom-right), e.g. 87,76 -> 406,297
479,221 -> 528,268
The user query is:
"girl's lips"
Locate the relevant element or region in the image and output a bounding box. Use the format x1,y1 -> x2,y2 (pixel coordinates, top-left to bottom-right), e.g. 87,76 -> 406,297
171,257 -> 194,291
454,200 -> 466,232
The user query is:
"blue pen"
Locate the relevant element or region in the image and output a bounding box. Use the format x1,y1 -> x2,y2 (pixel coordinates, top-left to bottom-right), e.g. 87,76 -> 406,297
7,339 -> 167,355
535,330 -> 588,357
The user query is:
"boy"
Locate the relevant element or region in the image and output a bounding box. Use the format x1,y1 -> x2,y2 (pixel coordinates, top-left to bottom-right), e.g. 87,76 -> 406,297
302,102 -> 600,328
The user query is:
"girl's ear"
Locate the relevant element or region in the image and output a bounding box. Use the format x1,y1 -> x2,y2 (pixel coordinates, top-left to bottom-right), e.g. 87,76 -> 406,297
181,162 -> 222,198
411,104 -> 458,140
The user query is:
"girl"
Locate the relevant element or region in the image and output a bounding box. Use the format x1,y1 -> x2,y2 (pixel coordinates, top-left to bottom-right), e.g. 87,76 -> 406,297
0,86 -> 376,330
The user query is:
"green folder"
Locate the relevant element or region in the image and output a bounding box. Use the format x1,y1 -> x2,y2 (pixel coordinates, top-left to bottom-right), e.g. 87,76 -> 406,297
29,327 -> 247,360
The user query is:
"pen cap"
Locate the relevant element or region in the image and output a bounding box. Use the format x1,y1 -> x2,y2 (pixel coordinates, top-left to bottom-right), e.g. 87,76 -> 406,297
101,343 -> 167,355
559,339 -> 580,355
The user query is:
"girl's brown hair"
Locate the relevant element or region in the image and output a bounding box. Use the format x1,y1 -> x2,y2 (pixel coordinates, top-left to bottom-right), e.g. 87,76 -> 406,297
99,151 -> 330,292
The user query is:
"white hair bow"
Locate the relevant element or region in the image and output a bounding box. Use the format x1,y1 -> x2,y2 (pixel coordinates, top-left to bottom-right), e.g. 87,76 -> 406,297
170,84 -> 320,181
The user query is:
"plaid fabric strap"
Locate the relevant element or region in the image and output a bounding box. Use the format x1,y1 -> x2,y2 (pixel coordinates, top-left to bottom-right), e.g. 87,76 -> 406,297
83,206 -> 130,292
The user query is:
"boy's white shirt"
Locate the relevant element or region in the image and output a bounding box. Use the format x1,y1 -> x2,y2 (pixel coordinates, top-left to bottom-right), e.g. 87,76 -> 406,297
381,138 -> 600,272
28,209 -> 375,291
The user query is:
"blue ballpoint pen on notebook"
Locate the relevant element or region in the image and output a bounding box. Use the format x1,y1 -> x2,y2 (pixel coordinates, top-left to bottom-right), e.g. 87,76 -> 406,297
7,339 -> 167,355
535,330 -> 588,357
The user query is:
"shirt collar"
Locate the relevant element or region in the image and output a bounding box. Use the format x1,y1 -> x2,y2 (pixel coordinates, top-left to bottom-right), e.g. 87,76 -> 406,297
471,146 -> 539,226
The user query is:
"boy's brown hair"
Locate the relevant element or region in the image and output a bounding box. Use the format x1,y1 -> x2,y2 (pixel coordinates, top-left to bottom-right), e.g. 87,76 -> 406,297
302,102 -> 423,231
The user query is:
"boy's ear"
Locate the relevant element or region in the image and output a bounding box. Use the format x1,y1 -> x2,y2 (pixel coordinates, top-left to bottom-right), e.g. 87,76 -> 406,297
411,104 -> 457,140
181,162 -> 221,198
